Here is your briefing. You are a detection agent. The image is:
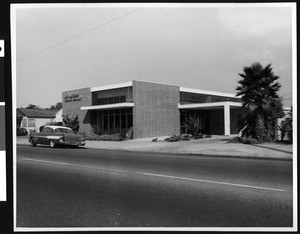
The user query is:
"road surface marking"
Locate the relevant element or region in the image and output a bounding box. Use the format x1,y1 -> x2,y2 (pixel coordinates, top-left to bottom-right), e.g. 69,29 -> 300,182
20,157 -> 287,192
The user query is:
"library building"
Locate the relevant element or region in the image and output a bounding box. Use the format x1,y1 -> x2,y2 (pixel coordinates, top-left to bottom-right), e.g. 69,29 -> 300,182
62,80 -> 243,139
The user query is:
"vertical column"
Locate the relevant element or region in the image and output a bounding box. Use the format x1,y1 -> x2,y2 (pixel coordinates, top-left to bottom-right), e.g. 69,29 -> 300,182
224,102 -> 230,136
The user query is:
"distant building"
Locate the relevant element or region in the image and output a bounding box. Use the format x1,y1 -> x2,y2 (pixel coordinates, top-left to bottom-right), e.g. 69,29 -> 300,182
17,108 -> 63,133
53,108 -> 63,123
62,80 -> 244,139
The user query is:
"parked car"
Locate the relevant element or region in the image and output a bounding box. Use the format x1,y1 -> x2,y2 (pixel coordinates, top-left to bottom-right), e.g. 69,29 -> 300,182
28,125 -> 85,148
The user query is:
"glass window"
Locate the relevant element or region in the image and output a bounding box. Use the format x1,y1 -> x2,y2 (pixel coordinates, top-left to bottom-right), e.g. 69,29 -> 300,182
108,97 -> 113,104
98,98 -> 103,105
102,98 -> 108,105
120,96 -> 126,102
115,115 -> 120,132
55,128 -> 73,133
28,119 -> 35,127
127,114 -> 133,128
113,96 -> 120,103
121,114 -> 126,128
103,115 -> 108,131
96,95 -> 127,105
97,112 -> 102,127
109,115 -> 114,132
42,127 -> 53,133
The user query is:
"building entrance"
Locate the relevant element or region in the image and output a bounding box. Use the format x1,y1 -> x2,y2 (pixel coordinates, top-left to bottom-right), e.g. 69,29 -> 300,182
95,108 -> 133,135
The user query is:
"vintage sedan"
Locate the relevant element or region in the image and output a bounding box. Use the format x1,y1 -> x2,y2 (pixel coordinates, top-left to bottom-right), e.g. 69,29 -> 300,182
28,126 -> 85,148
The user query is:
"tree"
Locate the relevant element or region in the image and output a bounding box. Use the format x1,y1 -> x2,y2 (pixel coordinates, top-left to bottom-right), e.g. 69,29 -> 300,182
277,106 -> 293,141
62,113 -> 80,133
49,102 -> 62,110
286,107 -> 293,141
45,121 -> 62,126
236,62 -> 284,142
25,104 -> 39,109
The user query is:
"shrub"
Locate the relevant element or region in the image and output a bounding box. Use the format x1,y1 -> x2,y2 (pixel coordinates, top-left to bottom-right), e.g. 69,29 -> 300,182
277,116 -> 292,141
194,134 -> 212,139
165,133 -> 211,142
183,116 -> 204,136
165,134 -> 181,142
78,131 -> 126,141
98,133 -> 126,141
17,128 -> 28,136
28,129 -> 36,134
242,137 -> 259,144
46,121 -> 62,126
227,136 -> 243,143
227,136 -> 259,144
78,131 -> 101,140
63,113 -> 80,133
126,127 -> 133,139
194,133 -> 205,139
179,134 -> 191,141
91,125 -> 104,135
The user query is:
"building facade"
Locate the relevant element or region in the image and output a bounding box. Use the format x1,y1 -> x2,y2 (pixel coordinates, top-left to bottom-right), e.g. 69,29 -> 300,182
17,108 -> 63,133
62,80 -> 243,139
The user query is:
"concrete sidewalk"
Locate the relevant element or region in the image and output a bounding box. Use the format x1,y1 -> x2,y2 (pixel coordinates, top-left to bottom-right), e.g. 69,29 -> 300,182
17,135 -> 293,160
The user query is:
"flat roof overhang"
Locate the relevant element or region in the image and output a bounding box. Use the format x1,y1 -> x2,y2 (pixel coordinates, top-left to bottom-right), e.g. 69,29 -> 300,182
180,87 -> 239,99
91,81 -> 133,92
81,103 -> 134,111
178,101 -> 242,110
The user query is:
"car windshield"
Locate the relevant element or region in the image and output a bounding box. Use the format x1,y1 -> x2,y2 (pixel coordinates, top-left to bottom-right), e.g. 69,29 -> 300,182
54,128 -> 74,134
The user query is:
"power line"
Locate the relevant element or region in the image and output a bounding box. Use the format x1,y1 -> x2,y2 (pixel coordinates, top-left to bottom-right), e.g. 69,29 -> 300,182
17,7 -> 144,62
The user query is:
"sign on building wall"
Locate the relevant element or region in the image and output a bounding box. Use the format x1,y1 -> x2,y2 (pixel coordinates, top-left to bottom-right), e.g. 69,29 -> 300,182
64,93 -> 83,102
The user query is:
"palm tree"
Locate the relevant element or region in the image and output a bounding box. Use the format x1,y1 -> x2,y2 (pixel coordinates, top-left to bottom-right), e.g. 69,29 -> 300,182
236,62 -> 284,141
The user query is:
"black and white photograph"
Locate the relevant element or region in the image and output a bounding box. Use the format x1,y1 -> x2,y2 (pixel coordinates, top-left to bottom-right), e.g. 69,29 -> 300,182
10,2 -> 297,232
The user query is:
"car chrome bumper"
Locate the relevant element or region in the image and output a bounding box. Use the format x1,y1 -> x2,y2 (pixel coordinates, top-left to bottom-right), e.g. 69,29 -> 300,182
58,141 -> 85,146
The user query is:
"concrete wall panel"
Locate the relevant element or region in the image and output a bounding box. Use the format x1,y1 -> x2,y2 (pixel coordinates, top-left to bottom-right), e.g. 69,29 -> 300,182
62,87 -> 92,134
132,81 -> 180,139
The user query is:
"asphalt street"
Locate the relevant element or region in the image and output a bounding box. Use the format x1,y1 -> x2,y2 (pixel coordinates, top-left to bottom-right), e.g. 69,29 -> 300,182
16,145 -> 293,228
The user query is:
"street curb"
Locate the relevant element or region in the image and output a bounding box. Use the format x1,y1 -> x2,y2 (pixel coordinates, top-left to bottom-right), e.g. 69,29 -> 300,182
16,142 -> 293,162
74,144 -> 294,161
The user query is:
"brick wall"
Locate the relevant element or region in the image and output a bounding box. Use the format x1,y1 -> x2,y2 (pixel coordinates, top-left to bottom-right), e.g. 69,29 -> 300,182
62,87 -> 92,134
132,81 -> 180,139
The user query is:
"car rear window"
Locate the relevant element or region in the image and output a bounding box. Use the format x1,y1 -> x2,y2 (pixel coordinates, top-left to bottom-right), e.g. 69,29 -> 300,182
55,128 -> 74,133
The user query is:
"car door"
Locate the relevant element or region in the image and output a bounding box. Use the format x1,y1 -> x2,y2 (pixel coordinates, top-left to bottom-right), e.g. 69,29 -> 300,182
37,127 -> 51,144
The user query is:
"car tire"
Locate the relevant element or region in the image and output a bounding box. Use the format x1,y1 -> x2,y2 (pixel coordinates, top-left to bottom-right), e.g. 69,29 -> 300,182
30,138 -> 36,147
49,140 -> 56,148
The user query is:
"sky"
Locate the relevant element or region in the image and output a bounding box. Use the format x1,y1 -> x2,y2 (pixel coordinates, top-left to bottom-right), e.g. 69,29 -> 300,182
13,3 -> 295,109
